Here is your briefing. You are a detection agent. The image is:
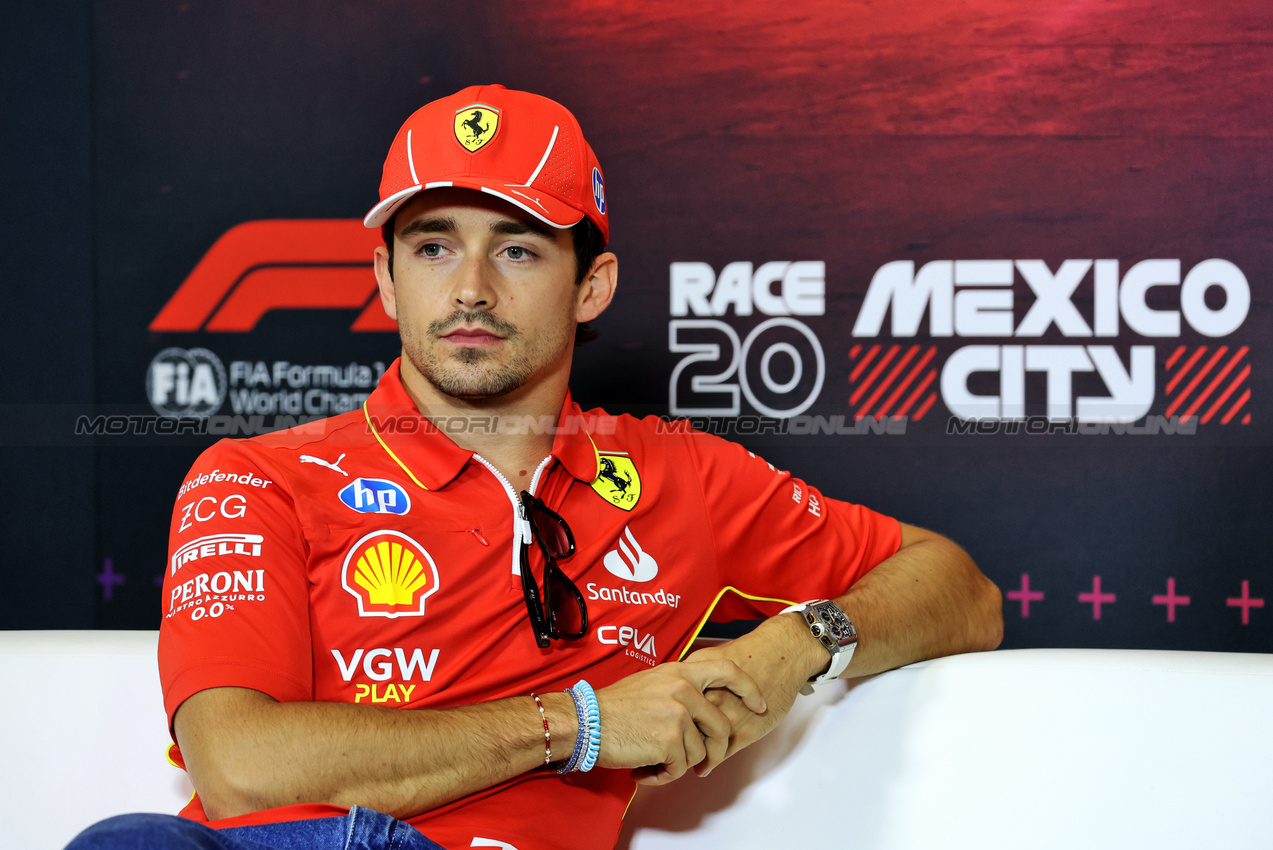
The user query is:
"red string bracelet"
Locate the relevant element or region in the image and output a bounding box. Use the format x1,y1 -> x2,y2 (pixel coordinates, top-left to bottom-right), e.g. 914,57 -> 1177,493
531,693 -> 551,764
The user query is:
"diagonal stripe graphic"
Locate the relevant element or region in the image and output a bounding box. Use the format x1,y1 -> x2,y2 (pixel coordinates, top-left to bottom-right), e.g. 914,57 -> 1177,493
1165,345 -> 1187,370
1165,346 -> 1207,395
1201,364 -> 1251,424
895,370 -> 936,419
849,345 -> 880,383
1222,389 -> 1251,424
850,345 -> 898,405
1165,346 -> 1226,419
874,347 -> 937,420
1182,346 -> 1247,421
849,345 -> 939,421
857,346 -> 918,416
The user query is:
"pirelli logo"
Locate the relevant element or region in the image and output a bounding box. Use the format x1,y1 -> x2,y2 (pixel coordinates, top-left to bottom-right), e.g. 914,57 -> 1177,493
171,533 -> 264,576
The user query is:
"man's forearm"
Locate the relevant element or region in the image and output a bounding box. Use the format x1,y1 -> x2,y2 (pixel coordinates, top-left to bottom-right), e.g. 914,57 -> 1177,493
831,524 -> 1003,678
176,686 -> 580,821
175,659 -> 765,820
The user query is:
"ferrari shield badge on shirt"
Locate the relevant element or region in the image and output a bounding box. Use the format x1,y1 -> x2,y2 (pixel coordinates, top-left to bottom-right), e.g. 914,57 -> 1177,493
590,453 -> 641,511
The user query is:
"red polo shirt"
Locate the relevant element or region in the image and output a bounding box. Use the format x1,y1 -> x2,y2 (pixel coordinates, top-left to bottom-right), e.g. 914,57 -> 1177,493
158,359 -> 900,850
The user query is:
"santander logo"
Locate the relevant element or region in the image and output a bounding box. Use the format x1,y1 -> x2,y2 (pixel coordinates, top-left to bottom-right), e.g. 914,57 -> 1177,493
603,525 -> 659,582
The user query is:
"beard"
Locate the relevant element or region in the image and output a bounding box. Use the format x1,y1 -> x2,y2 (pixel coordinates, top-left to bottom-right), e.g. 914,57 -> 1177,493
401,308 -> 573,401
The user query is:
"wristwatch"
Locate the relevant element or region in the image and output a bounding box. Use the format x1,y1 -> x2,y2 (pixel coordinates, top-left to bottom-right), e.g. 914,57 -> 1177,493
781,599 -> 857,694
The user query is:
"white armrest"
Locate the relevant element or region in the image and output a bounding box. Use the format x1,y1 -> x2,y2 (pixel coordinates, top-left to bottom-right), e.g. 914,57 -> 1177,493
621,649 -> 1273,850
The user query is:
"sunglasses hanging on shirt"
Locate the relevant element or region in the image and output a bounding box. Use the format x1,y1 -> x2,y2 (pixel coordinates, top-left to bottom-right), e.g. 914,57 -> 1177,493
519,491 -> 589,648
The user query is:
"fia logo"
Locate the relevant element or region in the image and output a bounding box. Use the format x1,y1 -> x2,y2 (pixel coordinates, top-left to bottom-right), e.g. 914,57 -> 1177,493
147,347 -> 226,418
603,525 -> 658,582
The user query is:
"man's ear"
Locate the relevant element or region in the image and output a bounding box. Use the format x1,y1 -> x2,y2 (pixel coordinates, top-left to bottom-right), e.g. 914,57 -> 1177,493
373,245 -> 398,321
576,252 -> 618,323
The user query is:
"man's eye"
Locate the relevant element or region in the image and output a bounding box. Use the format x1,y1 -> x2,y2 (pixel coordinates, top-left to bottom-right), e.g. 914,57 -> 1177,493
506,246 -> 531,260
420,244 -> 442,258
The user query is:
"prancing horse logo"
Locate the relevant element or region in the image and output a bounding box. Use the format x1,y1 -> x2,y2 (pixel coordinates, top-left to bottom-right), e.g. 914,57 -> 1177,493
599,457 -> 631,495
461,110 -> 488,142
453,104 -> 500,153
590,454 -> 641,511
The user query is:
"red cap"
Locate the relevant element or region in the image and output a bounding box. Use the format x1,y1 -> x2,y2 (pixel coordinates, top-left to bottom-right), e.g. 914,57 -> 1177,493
364,84 -> 609,244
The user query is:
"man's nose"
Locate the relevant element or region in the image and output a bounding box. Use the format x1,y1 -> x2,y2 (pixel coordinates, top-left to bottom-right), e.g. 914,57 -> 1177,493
453,255 -> 497,310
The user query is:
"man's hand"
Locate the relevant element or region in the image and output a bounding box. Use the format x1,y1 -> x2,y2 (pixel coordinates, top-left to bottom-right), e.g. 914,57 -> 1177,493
595,659 -> 767,786
685,615 -> 822,768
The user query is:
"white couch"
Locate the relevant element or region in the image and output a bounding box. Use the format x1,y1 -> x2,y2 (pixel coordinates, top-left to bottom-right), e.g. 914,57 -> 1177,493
3,631 -> 1271,850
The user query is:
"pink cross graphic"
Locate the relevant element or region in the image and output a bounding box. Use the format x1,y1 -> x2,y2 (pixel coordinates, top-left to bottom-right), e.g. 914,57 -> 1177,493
1078,575 -> 1116,620
1226,581 -> 1265,625
1006,573 -> 1044,618
96,558 -> 125,601
1151,577 -> 1190,623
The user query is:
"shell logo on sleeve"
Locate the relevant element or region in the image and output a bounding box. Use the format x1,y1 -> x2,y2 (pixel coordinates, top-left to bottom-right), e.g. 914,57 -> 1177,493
341,530 -> 440,618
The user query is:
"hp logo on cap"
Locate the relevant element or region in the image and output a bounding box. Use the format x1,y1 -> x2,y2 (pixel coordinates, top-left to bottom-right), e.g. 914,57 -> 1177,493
592,167 -> 606,215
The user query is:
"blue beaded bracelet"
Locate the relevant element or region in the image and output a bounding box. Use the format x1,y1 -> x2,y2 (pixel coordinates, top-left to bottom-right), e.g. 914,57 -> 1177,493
574,680 -> 601,772
558,686 -> 588,774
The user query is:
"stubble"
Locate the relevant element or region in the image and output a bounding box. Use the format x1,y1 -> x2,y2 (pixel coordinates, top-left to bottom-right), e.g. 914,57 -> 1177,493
401,308 -> 573,400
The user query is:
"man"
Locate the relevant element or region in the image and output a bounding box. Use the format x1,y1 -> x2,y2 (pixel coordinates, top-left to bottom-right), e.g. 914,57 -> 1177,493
70,84 -> 1001,850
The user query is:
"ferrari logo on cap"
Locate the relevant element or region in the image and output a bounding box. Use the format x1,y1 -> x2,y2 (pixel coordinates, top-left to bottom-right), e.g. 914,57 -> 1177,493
591,454 -> 641,511
453,104 -> 500,153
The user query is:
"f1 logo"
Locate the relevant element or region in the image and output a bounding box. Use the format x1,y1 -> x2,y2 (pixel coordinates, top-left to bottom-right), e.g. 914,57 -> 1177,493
149,220 -> 395,333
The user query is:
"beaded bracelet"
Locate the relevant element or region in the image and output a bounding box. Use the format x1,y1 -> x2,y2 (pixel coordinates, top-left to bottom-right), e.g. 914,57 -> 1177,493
530,692 -> 551,764
573,680 -> 601,772
557,686 -> 588,774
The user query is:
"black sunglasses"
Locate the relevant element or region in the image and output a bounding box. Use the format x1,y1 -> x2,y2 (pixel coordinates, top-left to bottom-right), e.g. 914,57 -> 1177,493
519,491 -> 589,648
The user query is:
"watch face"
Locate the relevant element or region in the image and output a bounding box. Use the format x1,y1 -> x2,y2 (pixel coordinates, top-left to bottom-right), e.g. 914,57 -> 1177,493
814,603 -> 855,643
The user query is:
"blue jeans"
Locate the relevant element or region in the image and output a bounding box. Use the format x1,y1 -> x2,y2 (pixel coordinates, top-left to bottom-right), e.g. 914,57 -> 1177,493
64,805 -> 448,850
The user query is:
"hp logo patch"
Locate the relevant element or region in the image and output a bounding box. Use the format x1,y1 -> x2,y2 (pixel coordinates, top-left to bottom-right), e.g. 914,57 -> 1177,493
592,167 -> 606,215
339,478 -> 411,515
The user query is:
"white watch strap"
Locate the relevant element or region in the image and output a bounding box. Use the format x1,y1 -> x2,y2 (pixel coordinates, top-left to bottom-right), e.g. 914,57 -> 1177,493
822,634 -> 856,681
780,600 -> 856,687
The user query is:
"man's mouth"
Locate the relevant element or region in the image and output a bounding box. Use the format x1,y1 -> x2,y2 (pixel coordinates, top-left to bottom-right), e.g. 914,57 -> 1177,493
441,327 -> 505,346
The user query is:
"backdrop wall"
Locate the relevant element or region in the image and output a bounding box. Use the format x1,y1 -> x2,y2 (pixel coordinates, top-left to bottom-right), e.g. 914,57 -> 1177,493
3,0 -> 1270,652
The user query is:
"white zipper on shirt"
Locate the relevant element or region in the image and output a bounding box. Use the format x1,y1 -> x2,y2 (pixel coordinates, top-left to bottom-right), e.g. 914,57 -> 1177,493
471,453 -> 553,576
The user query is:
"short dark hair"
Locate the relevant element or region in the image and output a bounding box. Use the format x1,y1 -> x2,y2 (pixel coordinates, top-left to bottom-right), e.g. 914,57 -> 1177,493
381,215 -> 607,347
